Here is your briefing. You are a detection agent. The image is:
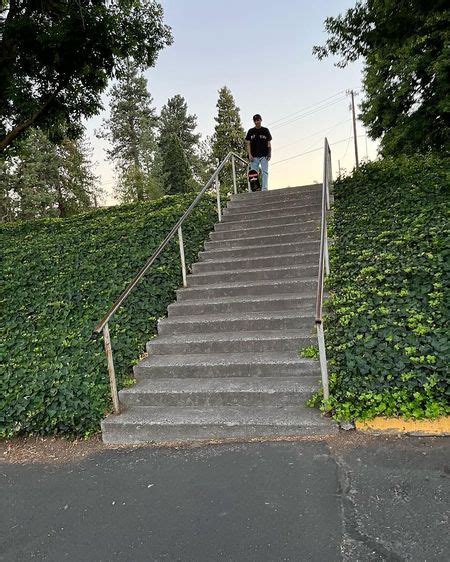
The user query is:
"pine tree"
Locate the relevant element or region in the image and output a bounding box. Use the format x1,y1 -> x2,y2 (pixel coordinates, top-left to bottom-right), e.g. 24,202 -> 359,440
0,128 -> 100,221
158,94 -> 200,155
160,134 -> 194,195
98,62 -> 161,202
210,86 -> 246,189
211,86 -> 246,163
158,94 -> 200,194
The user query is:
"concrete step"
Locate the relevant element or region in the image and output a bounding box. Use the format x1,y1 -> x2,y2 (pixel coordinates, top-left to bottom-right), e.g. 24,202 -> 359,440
158,310 -> 315,335
147,330 -> 315,355
192,251 -> 319,274
205,231 -> 319,250
119,376 -> 319,407
226,198 -> 322,215
209,220 -> 318,241
222,202 -> 321,221
176,278 -> 317,300
167,293 -> 315,317
220,209 -> 320,231
101,404 -> 338,444
187,264 -> 318,286
135,351 -> 318,379
199,240 -> 319,261
230,185 -> 322,202
216,212 -> 320,232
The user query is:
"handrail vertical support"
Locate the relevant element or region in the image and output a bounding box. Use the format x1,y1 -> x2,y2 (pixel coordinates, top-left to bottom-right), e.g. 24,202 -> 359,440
231,155 -> 237,195
316,322 -> 329,401
324,229 -> 330,276
178,226 -> 187,287
215,174 -> 222,222
246,164 -> 251,192
103,322 -> 120,415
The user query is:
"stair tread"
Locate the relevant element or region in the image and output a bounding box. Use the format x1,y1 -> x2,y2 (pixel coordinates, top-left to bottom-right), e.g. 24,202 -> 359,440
139,351 -> 315,368
201,240 -> 318,254
205,237 -> 319,251
190,263 -> 318,279
198,251 -> 318,266
171,293 -> 314,306
102,404 -> 335,428
224,202 -> 320,215
120,376 -> 319,395
160,309 -> 314,324
149,329 -> 314,345
177,278 -> 316,297
212,219 -> 318,236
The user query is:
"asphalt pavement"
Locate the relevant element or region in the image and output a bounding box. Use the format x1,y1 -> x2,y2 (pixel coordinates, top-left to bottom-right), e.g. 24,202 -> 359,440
1,434 -> 449,561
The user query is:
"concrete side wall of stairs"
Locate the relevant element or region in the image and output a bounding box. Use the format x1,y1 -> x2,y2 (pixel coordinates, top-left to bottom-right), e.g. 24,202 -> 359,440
101,185 -> 337,443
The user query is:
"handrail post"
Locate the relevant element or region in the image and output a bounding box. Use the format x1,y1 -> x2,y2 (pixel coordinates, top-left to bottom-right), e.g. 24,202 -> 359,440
326,148 -> 331,211
178,226 -> 187,287
246,164 -> 251,192
103,322 -> 120,414
231,155 -> 237,195
215,173 -> 222,221
316,322 -> 329,400
324,227 -> 330,276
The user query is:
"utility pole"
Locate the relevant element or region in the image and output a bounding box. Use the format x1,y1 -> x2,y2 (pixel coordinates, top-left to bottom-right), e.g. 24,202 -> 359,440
350,90 -> 359,168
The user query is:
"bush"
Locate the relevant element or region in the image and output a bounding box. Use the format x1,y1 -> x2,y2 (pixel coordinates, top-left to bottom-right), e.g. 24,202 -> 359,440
325,155 -> 449,420
1,193 -> 219,437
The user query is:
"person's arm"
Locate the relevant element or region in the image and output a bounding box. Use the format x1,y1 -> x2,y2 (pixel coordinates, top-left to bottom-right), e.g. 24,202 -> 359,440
267,140 -> 272,161
246,140 -> 253,160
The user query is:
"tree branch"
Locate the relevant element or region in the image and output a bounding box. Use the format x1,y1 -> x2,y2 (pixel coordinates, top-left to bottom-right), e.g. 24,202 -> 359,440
0,90 -> 60,152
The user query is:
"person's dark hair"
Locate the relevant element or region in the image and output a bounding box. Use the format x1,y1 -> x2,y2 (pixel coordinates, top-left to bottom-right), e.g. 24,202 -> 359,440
253,114 -> 262,121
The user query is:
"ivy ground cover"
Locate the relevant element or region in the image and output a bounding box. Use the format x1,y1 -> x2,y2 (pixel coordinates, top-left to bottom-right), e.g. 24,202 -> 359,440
1,194 -> 218,437
325,155 -> 449,420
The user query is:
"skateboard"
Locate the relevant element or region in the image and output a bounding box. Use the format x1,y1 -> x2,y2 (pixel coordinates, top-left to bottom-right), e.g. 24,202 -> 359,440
248,169 -> 261,192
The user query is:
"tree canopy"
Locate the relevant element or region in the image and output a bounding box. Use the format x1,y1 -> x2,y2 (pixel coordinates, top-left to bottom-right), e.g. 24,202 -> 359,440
0,128 -> 100,221
97,62 -> 161,202
313,1 -> 450,155
211,86 -> 245,164
158,94 -> 200,194
0,0 -> 172,152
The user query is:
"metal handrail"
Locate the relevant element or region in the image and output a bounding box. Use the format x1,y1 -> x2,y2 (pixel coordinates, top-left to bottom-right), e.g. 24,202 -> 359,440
315,138 -> 332,400
93,151 -> 248,414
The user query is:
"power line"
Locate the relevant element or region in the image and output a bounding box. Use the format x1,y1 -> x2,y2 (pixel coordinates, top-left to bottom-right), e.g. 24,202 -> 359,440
276,118 -> 351,152
271,135 -> 367,166
267,91 -> 346,127
270,96 -> 347,130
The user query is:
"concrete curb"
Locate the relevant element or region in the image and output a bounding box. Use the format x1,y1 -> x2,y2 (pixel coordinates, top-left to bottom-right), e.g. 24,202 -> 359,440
355,416 -> 450,436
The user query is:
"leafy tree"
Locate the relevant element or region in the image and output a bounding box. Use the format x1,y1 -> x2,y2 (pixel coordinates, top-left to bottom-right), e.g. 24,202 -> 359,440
0,0 -> 172,152
158,94 -> 200,193
98,62 -> 161,202
0,128 -> 99,221
211,86 -> 245,163
313,1 -> 450,155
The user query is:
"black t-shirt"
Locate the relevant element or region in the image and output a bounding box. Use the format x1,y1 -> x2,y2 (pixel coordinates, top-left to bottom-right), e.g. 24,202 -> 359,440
245,126 -> 272,157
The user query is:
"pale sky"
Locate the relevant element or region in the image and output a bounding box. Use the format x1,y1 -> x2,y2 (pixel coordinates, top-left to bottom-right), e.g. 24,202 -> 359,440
85,0 -> 378,205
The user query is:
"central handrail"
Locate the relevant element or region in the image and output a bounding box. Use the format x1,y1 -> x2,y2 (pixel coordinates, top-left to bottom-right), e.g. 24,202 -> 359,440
93,150 -> 248,414
315,138 -> 332,401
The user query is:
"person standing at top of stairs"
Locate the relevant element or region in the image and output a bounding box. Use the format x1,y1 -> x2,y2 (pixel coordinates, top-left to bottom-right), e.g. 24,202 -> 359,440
245,114 -> 272,191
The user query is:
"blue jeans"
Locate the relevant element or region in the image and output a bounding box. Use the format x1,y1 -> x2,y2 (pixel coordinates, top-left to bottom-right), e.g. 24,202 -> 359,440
250,157 -> 269,191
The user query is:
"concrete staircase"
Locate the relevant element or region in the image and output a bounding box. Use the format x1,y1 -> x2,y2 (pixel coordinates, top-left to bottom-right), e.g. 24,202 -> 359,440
102,185 -> 337,443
